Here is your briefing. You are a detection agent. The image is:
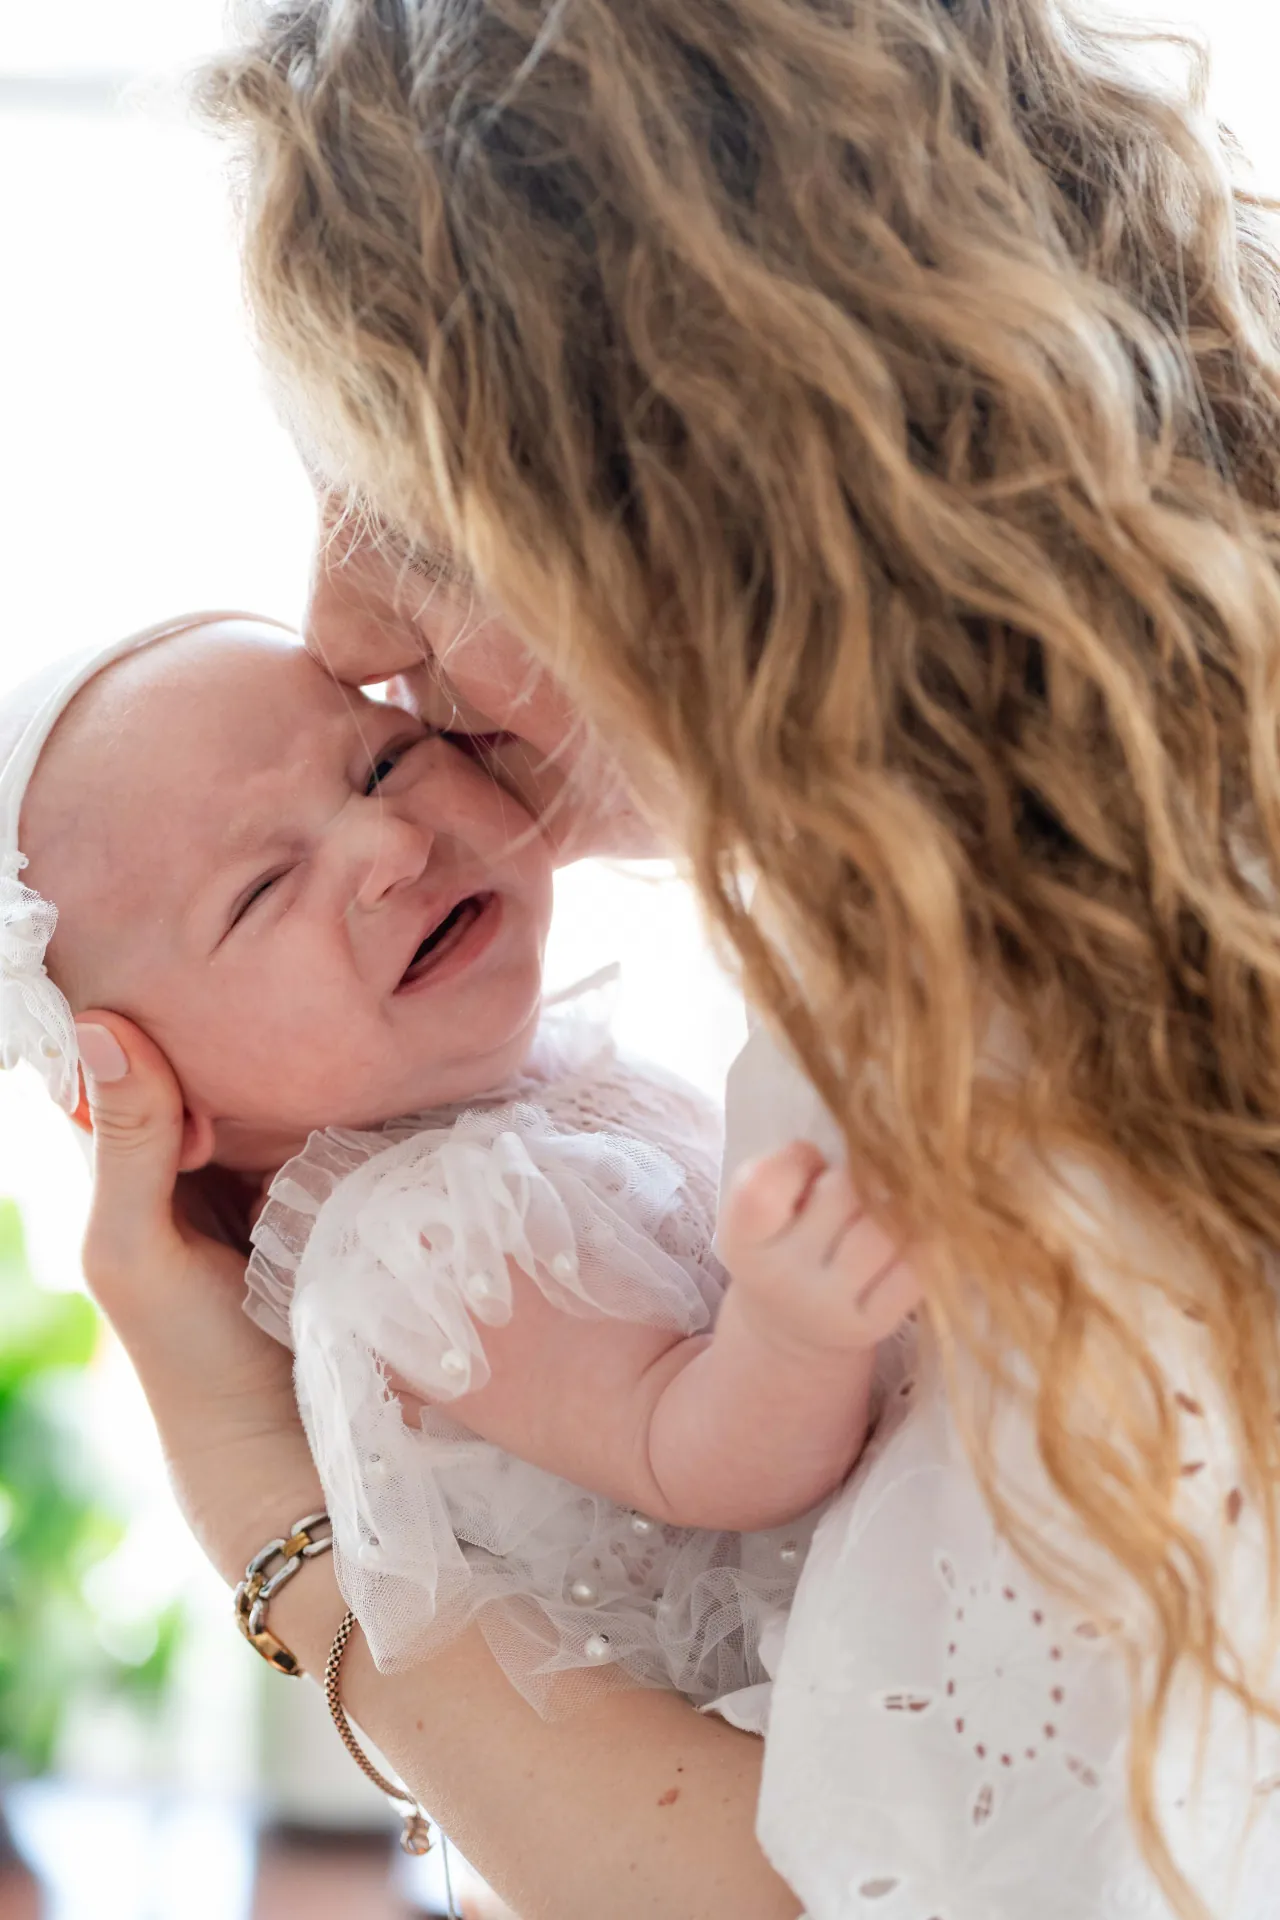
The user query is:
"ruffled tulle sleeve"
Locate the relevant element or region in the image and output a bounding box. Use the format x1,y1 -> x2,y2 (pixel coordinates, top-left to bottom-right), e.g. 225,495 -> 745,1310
247,1098 -> 723,1386
245,1095 -> 813,1714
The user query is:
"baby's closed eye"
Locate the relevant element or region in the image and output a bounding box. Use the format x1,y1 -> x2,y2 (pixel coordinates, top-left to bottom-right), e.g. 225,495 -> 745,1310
228,869 -> 289,928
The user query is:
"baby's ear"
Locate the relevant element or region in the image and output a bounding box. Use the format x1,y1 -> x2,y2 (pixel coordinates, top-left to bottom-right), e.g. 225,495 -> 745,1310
178,1108 -> 217,1173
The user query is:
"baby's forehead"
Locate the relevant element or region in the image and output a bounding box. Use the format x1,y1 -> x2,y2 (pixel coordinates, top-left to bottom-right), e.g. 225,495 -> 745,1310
75,621 -> 325,718
55,630 -> 355,821
50,626 -> 356,778
20,623 -> 356,995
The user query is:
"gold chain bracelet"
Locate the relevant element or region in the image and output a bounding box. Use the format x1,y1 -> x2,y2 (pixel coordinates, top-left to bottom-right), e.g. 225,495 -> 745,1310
325,1609 -> 437,1861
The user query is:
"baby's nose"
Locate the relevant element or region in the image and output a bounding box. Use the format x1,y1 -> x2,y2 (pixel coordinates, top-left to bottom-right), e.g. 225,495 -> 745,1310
351,809 -> 434,908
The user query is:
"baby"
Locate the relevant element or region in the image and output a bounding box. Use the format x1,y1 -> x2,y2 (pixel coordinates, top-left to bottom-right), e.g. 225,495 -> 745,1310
2,614 -> 918,1716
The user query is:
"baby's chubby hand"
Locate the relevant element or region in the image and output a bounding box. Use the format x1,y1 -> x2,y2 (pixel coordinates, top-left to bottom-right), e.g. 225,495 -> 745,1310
718,1142 -> 921,1359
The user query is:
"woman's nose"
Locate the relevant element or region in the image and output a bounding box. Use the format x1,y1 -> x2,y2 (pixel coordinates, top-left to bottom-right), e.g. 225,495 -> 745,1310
387,663 -> 496,734
304,497 -> 431,687
345,805 -> 435,911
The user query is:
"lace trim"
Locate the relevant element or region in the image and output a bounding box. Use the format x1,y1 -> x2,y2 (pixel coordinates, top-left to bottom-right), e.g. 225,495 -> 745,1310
0,852 -> 79,1110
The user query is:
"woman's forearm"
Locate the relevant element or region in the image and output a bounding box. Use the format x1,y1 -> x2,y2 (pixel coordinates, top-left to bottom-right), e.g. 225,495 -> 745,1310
159,1366 -> 798,1918
266,1537 -> 801,1920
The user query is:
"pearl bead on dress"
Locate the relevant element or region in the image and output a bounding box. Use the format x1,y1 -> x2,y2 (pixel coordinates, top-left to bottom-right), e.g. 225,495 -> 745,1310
629,1514 -> 656,1538
464,1271 -> 497,1306
569,1578 -> 599,1607
779,1541 -> 799,1566
583,1633 -> 612,1664
439,1348 -> 468,1379
366,1452 -> 389,1484
549,1252 -> 577,1282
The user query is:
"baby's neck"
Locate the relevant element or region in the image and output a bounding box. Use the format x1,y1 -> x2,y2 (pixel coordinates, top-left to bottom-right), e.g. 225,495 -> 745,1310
208,1039 -> 544,1188
210,1117 -> 317,1186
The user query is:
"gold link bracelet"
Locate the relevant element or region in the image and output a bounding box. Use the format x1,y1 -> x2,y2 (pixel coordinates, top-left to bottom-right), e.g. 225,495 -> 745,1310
233,1509 -> 333,1676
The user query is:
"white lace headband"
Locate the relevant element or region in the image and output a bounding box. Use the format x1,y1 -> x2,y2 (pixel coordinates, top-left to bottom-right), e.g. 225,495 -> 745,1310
0,613 -> 282,1113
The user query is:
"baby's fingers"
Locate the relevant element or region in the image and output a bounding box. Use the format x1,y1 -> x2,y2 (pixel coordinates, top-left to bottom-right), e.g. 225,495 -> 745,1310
719,1140 -> 828,1263
848,1248 -> 923,1343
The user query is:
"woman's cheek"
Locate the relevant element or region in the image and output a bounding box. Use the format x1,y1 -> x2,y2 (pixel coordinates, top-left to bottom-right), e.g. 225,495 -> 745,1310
387,662 -> 483,731
478,736 -> 568,830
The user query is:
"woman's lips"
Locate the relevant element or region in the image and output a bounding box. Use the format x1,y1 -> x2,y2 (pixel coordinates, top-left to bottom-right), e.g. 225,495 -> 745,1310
443,730 -> 518,762
396,891 -> 499,992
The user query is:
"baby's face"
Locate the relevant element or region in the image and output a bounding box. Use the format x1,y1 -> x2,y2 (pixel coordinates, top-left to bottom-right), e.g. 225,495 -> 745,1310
24,620 -> 554,1172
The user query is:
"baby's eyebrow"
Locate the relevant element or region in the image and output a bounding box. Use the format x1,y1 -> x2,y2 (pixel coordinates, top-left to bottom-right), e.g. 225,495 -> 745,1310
193,802 -> 305,917
215,800 -> 288,858
213,705 -> 355,861
189,818 -> 305,951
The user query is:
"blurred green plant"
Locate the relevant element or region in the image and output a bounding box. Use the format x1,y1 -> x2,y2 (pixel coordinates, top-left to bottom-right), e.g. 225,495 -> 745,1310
0,1198 -> 180,1777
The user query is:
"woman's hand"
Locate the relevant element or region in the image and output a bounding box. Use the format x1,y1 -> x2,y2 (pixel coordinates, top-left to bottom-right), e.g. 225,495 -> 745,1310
73,1015 -> 322,1585
304,494 -> 663,864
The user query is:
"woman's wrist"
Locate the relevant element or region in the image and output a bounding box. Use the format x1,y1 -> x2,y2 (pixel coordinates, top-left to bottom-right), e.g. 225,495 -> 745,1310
254,1529 -> 351,1680
162,1417 -> 327,1592
223,1490 -> 354,1686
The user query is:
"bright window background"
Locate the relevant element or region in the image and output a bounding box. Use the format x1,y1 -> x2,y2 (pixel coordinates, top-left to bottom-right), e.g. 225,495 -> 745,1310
1,0 -> 1278,1890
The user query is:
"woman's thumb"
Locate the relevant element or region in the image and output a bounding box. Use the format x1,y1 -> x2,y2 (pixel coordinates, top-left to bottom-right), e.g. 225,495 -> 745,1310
75,1013 -> 187,1281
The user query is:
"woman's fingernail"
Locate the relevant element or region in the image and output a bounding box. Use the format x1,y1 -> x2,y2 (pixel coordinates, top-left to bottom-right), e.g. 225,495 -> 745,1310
75,1023 -> 129,1084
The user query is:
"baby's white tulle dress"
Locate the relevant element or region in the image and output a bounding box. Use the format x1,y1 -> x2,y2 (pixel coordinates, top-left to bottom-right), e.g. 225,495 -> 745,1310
244,978 -> 821,1720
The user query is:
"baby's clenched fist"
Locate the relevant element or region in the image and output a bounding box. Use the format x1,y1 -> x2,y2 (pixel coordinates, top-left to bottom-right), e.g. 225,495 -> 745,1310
718,1141 -> 921,1357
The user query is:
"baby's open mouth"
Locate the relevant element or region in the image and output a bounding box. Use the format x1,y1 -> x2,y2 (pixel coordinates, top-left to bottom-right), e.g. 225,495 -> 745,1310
398,893 -> 492,988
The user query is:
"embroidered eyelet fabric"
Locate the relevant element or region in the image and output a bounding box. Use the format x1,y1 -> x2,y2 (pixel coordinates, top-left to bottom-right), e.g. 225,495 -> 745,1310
245,987 -> 823,1718
728,1023 -> 1280,1919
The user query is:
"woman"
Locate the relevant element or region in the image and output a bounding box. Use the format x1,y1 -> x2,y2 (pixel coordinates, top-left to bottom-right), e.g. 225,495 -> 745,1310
74,0 -> 1280,1913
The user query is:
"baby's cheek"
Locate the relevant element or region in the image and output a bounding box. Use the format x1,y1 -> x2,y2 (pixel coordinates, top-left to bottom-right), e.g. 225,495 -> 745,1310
186,1006 -> 318,1120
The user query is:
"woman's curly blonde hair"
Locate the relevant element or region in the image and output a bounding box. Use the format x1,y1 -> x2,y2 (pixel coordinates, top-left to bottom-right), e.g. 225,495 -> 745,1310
201,0 -> 1280,1904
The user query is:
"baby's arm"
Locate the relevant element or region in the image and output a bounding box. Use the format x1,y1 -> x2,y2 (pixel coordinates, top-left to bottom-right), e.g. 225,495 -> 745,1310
435,1142 -> 920,1533
640,1143 -> 921,1527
